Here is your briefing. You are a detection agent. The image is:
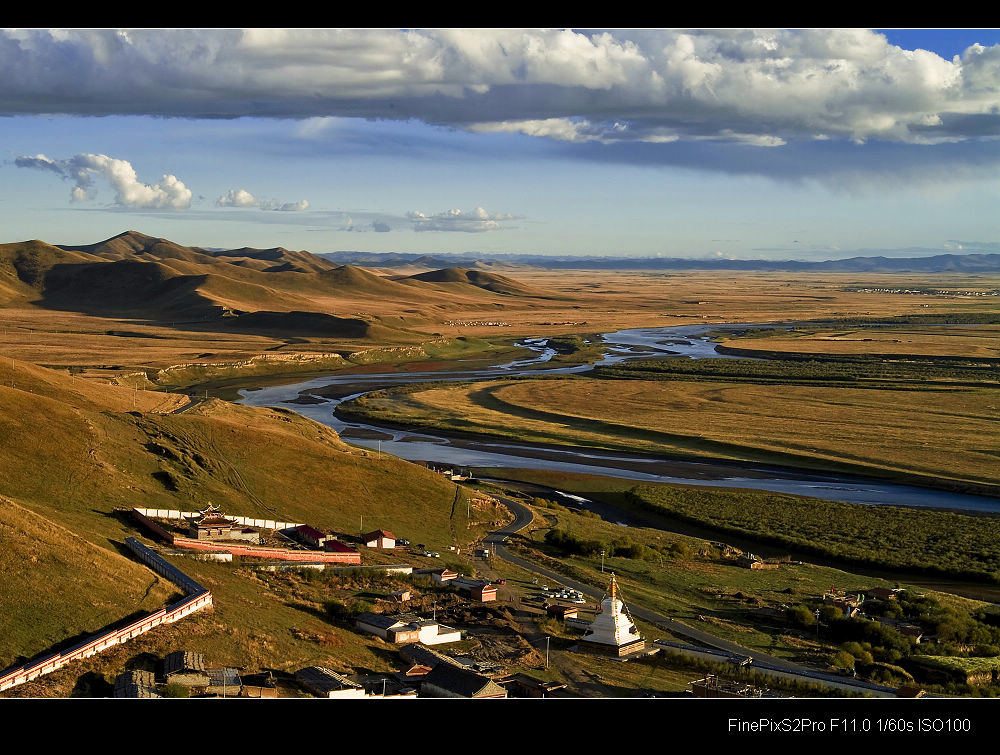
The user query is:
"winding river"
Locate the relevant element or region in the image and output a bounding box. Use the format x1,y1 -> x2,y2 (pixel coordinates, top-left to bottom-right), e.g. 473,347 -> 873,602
237,324 -> 1000,514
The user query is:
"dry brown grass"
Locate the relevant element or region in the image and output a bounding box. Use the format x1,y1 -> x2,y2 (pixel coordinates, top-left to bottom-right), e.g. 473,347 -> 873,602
348,376 -> 1000,488
720,324 -> 1000,359
0,496 -> 177,665
1,270 -> 998,384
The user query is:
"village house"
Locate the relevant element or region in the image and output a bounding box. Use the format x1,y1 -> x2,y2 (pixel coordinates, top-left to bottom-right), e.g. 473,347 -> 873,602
161,650 -> 209,687
736,554 -> 778,570
114,670 -> 160,698
362,529 -> 396,549
292,524 -> 329,549
429,568 -> 458,585
324,539 -> 359,556
205,667 -> 242,696
355,612 -> 462,645
187,510 -> 235,541
239,671 -> 279,698
295,667 -> 418,698
823,589 -> 865,618
295,667 -> 367,699
450,577 -> 497,602
420,663 -> 508,699
185,507 -> 260,544
546,604 -> 579,621
688,674 -> 781,698
397,642 -> 462,674
496,673 -> 570,698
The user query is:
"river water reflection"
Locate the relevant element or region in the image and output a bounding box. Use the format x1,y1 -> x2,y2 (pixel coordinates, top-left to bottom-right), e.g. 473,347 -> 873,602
237,324 -> 1000,514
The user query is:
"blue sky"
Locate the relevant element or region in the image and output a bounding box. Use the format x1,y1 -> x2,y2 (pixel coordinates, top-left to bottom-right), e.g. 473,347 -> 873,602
3,28 -> 1000,260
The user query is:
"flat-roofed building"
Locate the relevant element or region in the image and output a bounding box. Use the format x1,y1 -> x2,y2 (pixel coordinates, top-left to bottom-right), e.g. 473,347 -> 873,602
114,670 -> 160,698
162,650 -> 209,686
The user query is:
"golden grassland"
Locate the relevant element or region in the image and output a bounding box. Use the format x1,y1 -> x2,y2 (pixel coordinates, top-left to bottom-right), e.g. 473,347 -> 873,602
1,270 -> 998,388
0,497 -> 179,665
341,376 -> 1000,491
2,262 -> 1000,695
718,324 -> 1000,359
0,360 -> 510,676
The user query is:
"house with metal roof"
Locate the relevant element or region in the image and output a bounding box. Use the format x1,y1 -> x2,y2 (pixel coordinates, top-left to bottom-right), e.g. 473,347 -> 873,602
450,577 -> 497,602
420,664 -> 507,698
295,666 -> 367,699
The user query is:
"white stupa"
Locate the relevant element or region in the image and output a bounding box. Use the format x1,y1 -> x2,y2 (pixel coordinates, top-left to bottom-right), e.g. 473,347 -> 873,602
579,574 -> 645,657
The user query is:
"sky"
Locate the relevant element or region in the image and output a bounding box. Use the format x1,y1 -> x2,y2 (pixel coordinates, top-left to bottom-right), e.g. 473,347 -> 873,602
2,28 -> 1000,260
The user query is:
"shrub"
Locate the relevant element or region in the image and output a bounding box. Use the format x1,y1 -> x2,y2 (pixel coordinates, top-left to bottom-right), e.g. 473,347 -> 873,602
163,683 -> 189,698
787,605 -> 816,628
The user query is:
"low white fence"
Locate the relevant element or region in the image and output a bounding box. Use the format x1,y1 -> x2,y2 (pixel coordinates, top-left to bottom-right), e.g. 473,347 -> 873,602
132,508 -> 303,532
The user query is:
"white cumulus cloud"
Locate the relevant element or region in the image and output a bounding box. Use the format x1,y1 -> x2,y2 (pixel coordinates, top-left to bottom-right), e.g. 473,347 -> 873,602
216,188 -> 309,211
15,152 -> 192,209
407,206 -> 514,233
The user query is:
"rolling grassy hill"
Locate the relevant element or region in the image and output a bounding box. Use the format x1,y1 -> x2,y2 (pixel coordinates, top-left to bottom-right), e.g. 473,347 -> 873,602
0,357 -> 492,686
0,231 -> 555,343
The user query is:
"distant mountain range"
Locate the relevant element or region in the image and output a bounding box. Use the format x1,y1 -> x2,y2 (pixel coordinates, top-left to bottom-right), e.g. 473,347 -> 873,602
319,250 -> 1000,273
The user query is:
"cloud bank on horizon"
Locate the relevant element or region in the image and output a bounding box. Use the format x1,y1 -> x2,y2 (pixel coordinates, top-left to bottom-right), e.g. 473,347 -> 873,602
2,28 -> 999,148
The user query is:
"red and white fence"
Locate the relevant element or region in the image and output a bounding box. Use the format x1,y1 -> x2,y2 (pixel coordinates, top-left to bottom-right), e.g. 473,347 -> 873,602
130,508 -> 361,564
0,538 -> 212,693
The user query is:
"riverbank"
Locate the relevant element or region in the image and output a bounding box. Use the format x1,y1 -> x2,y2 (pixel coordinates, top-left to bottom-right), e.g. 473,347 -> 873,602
335,376 -> 1000,500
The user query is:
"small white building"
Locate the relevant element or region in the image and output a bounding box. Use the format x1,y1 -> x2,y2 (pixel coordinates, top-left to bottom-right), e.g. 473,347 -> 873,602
356,612 -> 461,646
362,529 -> 396,549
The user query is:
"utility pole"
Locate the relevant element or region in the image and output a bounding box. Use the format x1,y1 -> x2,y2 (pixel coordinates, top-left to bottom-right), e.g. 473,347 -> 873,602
600,550 -> 606,573
546,636 -> 550,669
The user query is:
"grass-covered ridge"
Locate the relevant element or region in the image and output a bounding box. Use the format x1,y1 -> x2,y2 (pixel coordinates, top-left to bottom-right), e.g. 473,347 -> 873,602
0,360 -> 493,674
594,355 -> 1000,389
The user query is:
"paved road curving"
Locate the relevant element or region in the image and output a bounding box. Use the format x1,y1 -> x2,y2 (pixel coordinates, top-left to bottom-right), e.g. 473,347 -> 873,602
483,491 -> 897,695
